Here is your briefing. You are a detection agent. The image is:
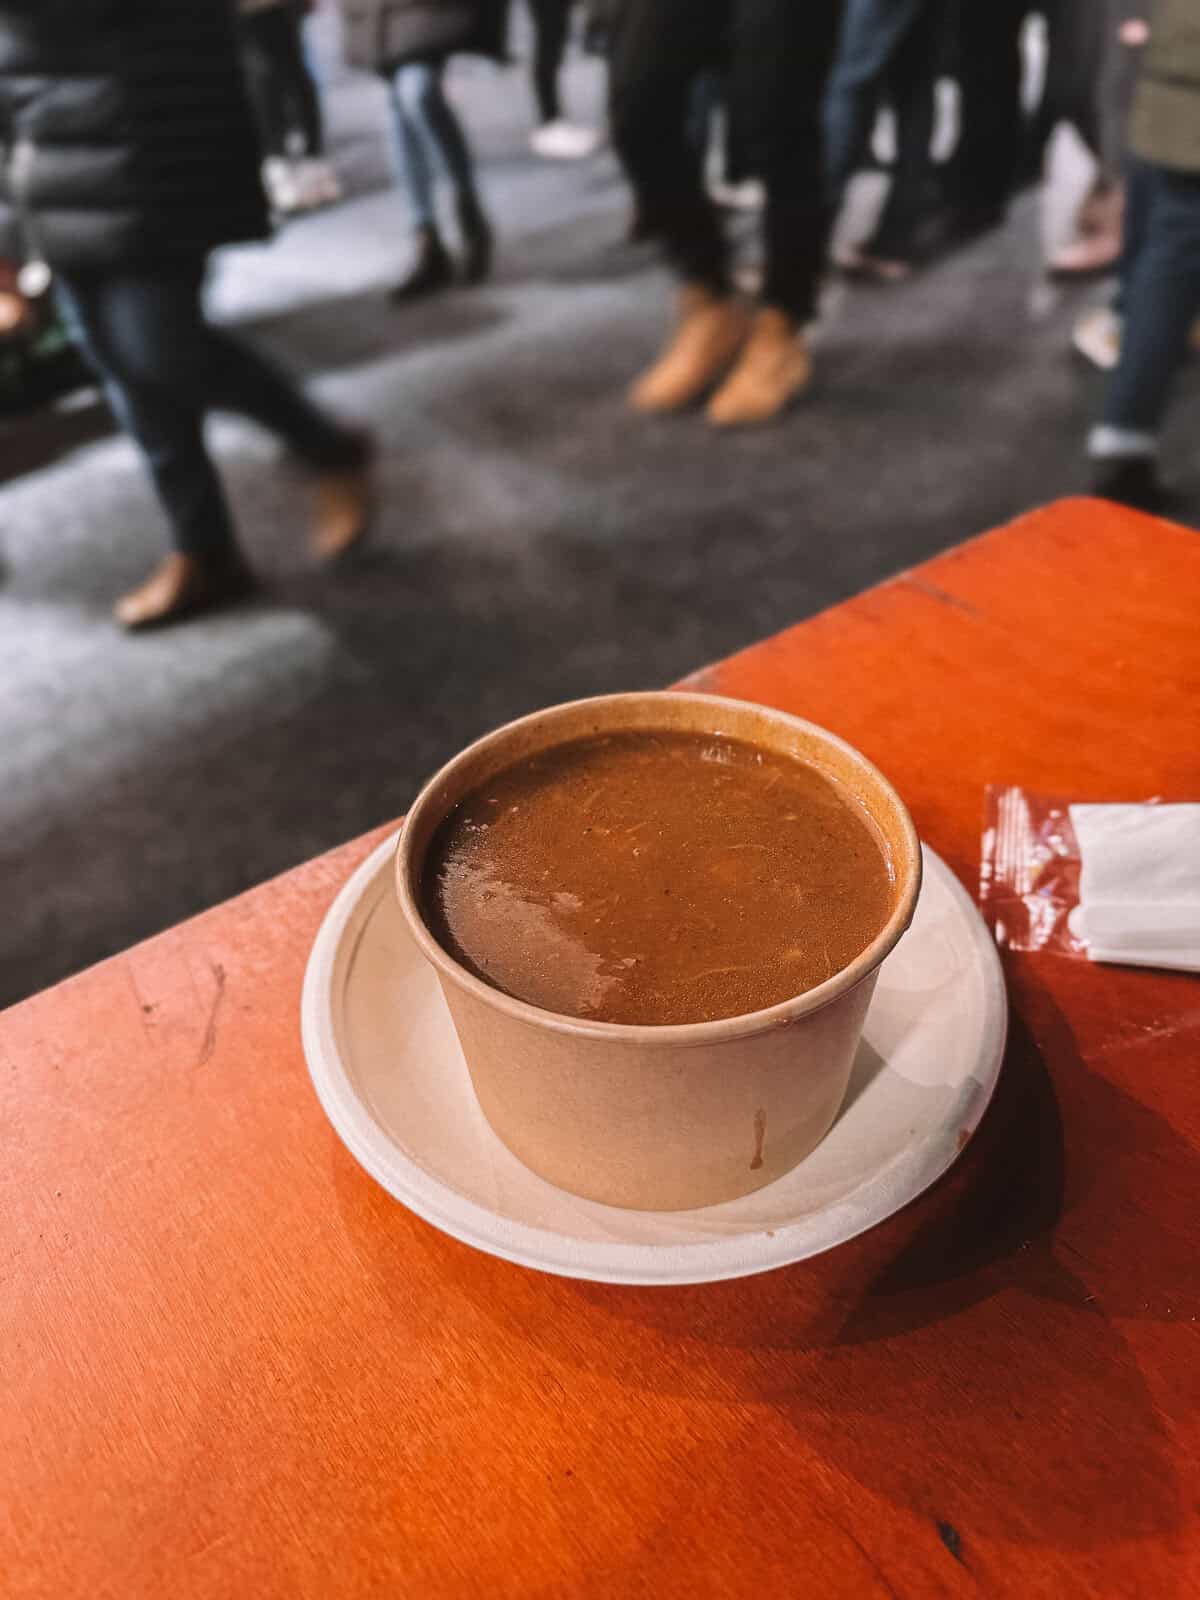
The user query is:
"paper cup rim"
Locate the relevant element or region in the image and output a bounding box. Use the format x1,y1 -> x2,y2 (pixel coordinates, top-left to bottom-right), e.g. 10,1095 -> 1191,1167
394,691 -> 922,1047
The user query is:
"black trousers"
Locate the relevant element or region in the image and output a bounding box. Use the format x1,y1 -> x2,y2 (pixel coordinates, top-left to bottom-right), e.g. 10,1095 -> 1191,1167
57,262 -> 360,557
1029,0 -> 1104,170
950,0 -> 1103,223
239,1 -> 324,159
946,0 -> 1029,222
610,0 -> 844,322
529,0 -> 573,124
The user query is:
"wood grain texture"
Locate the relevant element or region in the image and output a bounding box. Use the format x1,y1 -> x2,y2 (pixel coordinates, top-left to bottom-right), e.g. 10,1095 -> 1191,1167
3,499 -> 1198,1599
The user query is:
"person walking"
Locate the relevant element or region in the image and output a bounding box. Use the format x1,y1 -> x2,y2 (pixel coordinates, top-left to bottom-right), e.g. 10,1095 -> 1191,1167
609,0 -> 844,428
0,0 -> 372,630
824,0 -> 948,280
1088,0 -> 1200,510
238,0 -> 342,215
527,0 -> 601,159
338,0 -> 508,301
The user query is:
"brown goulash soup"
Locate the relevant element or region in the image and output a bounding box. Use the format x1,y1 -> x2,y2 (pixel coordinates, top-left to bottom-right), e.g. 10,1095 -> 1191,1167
421,730 -> 896,1026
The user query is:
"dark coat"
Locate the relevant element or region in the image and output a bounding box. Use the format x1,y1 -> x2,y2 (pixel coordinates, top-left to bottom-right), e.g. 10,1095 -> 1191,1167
338,0 -> 508,75
0,0 -> 268,273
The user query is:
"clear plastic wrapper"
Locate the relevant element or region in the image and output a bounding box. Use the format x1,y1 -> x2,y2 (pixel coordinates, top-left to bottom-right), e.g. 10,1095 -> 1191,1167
979,786 -> 1087,957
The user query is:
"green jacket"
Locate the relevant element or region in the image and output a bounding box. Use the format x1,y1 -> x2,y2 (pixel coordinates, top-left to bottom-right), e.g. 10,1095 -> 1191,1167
1131,0 -> 1200,172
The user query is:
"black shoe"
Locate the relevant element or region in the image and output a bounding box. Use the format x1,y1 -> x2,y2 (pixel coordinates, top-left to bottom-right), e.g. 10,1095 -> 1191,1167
937,203 -> 1008,248
458,197 -> 493,286
1090,457 -> 1177,516
389,225 -> 453,303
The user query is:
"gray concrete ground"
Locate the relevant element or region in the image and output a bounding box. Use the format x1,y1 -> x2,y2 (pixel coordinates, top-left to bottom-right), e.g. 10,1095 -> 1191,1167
1,20 -> 1196,1006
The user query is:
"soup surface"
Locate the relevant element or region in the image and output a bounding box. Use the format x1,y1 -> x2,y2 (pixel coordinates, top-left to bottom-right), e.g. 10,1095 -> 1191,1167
420,730 -> 895,1025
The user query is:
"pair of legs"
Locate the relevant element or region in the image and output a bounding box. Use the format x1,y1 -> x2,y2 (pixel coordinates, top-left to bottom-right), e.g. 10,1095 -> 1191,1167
238,2 -> 340,216
952,0 -> 1107,231
946,0 -> 1030,228
1089,160 -> 1200,505
611,0 -> 843,325
238,1 -> 324,159
387,59 -> 491,295
527,0 -> 600,158
610,0 -> 844,425
824,0 -> 947,266
56,260 -> 368,623
1027,0 -> 1105,177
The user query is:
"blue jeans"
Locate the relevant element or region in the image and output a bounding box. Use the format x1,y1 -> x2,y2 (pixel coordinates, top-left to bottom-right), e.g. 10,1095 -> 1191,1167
823,0 -> 943,257
57,262 -> 361,556
1102,162 -> 1200,439
388,61 -> 481,229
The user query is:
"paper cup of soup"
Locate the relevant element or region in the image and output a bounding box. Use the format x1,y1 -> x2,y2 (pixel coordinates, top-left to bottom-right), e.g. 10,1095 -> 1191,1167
394,692 -> 921,1211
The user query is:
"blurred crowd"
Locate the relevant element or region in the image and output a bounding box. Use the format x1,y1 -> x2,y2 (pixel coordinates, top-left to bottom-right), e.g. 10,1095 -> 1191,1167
0,0 -> 1196,628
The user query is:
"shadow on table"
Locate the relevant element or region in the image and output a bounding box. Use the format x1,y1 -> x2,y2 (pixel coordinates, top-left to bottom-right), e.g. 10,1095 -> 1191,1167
337,992 -> 1193,1550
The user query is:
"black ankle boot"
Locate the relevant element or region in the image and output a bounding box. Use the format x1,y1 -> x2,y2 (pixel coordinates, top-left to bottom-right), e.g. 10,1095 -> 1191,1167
1090,456 -> 1177,516
389,224 -> 453,303
458,196 -> 493,286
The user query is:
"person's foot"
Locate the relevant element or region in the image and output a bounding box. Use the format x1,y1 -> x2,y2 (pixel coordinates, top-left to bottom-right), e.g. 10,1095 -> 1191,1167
114,550 -> 255,631
708,178 -> 765,213
1047,232 -> 1122,279
458,197 -> 493,286
1072,306 -> 1122,371
292,158 -> 342,211
834,243 -> 913,284
530,119 -> 600,161
706,308 -> 812,428
629,285 -> 749,415
1090,456 -> 1176,516
389,225 -> 454,303
312,430 -> 375,559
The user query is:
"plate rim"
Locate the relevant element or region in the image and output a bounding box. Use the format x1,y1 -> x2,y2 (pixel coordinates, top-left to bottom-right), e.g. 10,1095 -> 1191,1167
301,832 -> 1008,1285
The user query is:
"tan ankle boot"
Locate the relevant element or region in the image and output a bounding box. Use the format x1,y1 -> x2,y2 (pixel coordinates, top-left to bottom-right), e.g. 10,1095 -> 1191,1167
629,285 -> 749,414
706,308 -> 812,428
312,464 -> 374,559
113,551 -> 255,631
312,430 -> 375,559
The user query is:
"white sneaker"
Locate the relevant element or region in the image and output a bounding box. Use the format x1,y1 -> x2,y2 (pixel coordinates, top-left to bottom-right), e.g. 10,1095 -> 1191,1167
1072,306 -> 1122,371
530,119 -> 601,161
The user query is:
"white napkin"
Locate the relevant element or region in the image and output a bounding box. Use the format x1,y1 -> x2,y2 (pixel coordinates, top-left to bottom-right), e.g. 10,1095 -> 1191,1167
1068,803 -> 1200,973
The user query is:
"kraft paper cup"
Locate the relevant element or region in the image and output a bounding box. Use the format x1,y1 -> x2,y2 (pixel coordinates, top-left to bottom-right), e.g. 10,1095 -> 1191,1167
394,692 -> 921,1211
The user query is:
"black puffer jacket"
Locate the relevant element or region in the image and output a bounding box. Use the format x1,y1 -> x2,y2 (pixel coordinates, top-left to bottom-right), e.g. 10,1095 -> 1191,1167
0,0 -> 268,273
338,0 -> 508,75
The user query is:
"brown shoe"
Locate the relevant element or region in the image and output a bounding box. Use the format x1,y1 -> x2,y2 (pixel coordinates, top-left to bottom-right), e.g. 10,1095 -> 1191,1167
706,308 -> 812,428
113,550 -> 256,631
312,432 -> 375,560
629,285 -> 749,414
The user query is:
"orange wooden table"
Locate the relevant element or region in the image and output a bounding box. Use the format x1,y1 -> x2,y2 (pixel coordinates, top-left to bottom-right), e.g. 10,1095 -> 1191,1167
4,499 -> 1199,1599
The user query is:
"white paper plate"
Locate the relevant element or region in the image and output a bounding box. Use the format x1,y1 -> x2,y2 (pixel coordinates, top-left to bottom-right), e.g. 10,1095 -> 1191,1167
302,834 -> 1007,1285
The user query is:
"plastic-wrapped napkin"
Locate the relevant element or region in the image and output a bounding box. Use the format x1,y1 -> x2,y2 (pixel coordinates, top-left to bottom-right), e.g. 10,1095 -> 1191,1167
1068,803 -> 1200,973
